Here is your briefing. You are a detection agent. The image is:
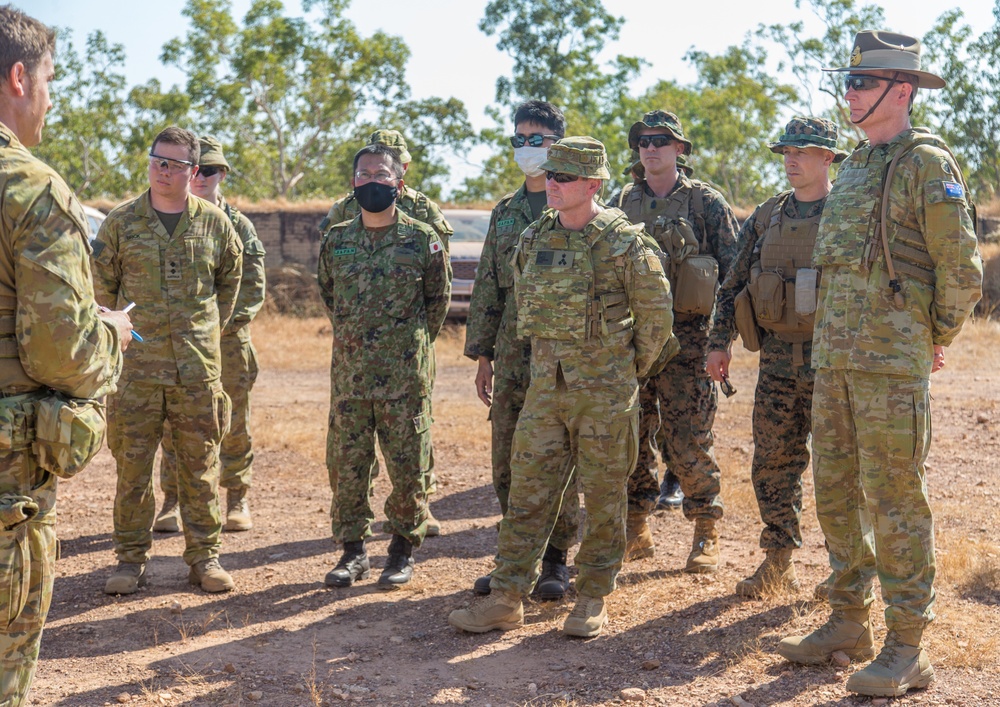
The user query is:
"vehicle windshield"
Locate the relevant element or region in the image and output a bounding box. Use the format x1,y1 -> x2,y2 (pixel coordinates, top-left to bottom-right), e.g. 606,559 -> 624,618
447,212 -> 490,242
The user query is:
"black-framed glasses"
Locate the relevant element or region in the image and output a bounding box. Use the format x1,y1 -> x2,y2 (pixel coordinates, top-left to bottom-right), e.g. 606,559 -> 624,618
197,165 -> 223,178
545,171 -> 579,183
719,375 -> 737,398
843,74 -> 898,92
637,134 -> 673,149
509,133 -> 561,148
148,153 -> 195,174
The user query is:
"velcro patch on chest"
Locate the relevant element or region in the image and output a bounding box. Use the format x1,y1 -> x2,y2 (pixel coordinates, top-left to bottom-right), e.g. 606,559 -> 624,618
333,247 -> 357,257
535,250 -> 575,267
166,258 -> 182,281
497,217 -> 516,234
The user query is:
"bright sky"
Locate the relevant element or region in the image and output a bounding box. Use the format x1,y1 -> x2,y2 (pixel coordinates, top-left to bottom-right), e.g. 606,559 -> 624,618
30,0 -> 997,195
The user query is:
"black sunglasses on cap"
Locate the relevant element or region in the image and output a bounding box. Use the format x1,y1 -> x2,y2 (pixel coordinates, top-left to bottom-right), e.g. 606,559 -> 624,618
509,133 -> 561,148
637,134 -> 674,149
197,165 -> 224,178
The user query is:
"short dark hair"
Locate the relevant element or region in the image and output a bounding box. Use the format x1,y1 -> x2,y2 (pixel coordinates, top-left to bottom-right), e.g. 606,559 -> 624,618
353,144 -> 404,178
151,126 -> 200,164
513,101 -> 566,137
0,5 -> 57,82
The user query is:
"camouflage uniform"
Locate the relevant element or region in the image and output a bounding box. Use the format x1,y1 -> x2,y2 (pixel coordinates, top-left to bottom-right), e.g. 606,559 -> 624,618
0,122 -> 123,705
317,211 -> 450,546
92,192 -> 243,567
463,185 -> 579,549
159,194 -> 266,499
490,138 -> 674,600
811,127 -> 982,631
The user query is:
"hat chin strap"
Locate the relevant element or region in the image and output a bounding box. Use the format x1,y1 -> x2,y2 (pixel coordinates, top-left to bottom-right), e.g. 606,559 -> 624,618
852,71 -> 901,125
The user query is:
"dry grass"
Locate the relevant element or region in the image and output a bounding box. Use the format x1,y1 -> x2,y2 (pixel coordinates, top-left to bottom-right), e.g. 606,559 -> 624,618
252,314 -> 330,371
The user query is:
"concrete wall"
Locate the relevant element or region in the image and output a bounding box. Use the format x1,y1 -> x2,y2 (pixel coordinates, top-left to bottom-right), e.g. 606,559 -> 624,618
241,210 -> 326,270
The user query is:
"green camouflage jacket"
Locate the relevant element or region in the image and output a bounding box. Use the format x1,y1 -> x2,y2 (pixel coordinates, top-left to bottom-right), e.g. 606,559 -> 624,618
321,186 -> 453,250
813,129 -> 983,376
217,195 -> 266,344
92,191 -> 243,385
318,210 -> 451,400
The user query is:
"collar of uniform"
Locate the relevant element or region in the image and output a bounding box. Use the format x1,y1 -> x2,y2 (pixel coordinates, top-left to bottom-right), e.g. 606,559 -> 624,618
510,183 -> 538,219
641,170 -> 691,200
0,121 -> 16,148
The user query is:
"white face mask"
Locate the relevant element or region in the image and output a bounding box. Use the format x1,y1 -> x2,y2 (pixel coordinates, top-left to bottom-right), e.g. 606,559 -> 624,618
513,146 -> 548,178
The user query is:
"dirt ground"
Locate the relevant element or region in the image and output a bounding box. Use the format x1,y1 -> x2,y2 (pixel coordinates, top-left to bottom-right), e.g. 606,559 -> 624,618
28,317 -> 1000,707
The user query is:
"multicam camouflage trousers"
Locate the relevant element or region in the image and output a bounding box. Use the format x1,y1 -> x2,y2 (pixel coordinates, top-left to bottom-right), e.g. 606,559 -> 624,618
108,378 -> 231,566
0,449 -> 56,707
327,396 -> 432,547
752,369 -> 814,550
491,374 -> 579,551
492,379 -> 639,599
628,319 -> 724,519
812,368 -> 935,631
159,336 -> 259,495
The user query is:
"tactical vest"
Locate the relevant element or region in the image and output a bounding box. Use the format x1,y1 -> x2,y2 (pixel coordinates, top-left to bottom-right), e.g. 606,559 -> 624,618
514,209 -> 634,342
0,293 -> 35,392
619,180 -> 717,316
746,192 -> 821,366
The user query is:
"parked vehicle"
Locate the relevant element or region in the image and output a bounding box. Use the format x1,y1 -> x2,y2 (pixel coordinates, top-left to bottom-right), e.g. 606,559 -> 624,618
82,205 -> 106,240
443,209 -> 491,318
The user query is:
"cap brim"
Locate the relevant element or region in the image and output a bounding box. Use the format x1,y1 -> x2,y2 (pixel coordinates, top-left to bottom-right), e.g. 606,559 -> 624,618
768,141 -> 849,163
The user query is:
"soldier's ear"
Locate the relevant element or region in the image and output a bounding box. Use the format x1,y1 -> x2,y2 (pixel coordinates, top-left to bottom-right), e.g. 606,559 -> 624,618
3,62 -> 29,98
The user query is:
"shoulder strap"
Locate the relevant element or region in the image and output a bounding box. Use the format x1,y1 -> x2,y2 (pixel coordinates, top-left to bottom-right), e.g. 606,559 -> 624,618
689,182 -> 708,251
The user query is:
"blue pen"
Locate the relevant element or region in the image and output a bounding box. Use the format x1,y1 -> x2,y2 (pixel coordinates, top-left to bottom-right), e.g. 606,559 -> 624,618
122,302 -> 143,342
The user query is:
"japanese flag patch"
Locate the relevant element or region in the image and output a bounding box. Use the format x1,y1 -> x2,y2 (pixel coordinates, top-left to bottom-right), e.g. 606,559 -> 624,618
943,181 -> 965,199
429,241 -> 443,254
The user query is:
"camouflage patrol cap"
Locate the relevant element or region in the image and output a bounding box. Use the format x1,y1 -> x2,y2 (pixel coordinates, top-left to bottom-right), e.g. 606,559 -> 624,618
768,116 -> 849,163
539,136 -> 611,179
198,136 -> 230,169
824,30 -> 945,89
677,153 -> 693,177
627,110 -> 692,154
368,129 -> 412,163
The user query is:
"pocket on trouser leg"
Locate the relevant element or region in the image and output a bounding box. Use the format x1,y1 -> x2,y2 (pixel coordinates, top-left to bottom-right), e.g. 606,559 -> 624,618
212,387 -> 233,443
0,525 -> 30,631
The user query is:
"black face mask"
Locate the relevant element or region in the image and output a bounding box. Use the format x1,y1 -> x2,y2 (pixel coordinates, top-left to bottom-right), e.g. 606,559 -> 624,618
354,181 -> 398,213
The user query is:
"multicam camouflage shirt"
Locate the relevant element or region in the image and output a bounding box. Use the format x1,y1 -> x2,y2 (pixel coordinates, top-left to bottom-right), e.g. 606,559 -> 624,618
710,193 -> 826,380
318,210 -> 451,400
321,186 -> 454,251
217,195 -> 266,344
92,192 -> 243,385
813,129 -> 982,377
463,185 -> 536,385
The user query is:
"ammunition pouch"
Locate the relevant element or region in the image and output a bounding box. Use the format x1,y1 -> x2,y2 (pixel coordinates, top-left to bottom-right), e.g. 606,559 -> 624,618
734,287 -> 761,352
0,392 -> 39,451
655,217 -> 718,318
589,291 -> 634,339
33,394 -> 106,480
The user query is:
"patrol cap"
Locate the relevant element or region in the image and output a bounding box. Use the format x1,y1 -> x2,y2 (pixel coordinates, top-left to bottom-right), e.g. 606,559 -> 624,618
768,116 -> 849,163
823,30 -> 945,89
368,129 -> 412,163
677,153 -> 693,177
540,136 -> 611,179
627,110 -> 692,154
198,136 -> 230,169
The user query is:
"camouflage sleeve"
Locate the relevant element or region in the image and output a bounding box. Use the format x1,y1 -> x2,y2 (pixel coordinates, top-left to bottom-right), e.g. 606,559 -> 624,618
91,211 -> 122,309
463,206 -> 504,361
702,189 -> 740,286
17,181 -> 122,398
708,207 -> 761,352
322,195 -> 352,232
215,218 -> 244,332
316,229 -> 337,319
909,148 -> 984,346
228,212 -> 267,331
624,230 -> 674,378
423,198 -> 454,248
423,231 -> 451,342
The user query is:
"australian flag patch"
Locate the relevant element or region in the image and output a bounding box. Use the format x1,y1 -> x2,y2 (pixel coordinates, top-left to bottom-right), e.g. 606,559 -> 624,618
943,181 -> 965,199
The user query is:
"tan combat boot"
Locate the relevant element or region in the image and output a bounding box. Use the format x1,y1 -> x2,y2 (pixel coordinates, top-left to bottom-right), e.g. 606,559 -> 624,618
189,557 -> 235,593
736,548 -> 799,598
152,491 -> 180,533
685,517 -> 720,573
846,628 -> 934,697
625,510 -> 655,561
223,487 -> 252,532
777,608 -> 875,664
564,595 -> 608,638
448,590 -> 524,633
425,507 -> 442,537
104,562 -> 147,595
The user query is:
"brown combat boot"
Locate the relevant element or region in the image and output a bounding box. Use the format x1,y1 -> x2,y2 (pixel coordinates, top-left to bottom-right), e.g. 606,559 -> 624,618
564,595 -> 608,638
188,557 -> 235,593
223,487 -> 252,532
625,510 -> 655,561
152,491 -> 180,533
449,590 -> 524,633
846,628 -> 934,697
104,562 -> 147,595
736,548 -> 799,598
425,507 -> 442,537
685,517 -> 719,573
777,608 -> 875,664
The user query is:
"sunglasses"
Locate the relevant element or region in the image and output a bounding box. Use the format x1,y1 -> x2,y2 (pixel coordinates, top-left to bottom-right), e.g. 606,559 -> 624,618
197,165 -> 223,178
719,375 -> 737,399
637,135 -> 674,149
148,153 -> 195,174
509,133 -> 561,148
545,171 -> 580,183
843,74 -> 899,92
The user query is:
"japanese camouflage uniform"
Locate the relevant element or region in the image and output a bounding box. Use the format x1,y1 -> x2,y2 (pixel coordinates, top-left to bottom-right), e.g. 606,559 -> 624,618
159,194 -> 266,499
490,137 -> 674,599
318,211 -> 450,547
92,191 -> 243,567
463,185 -> 579,550
0,122 -> 123,706
618,112 -> 739,518
810,127 -> 982,632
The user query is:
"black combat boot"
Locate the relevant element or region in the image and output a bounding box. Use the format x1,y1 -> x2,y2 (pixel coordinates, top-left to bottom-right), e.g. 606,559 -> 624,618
378,534 -> 415,590
656,470 -> 683,510
473,574 -> 493,595
325,540 -> 369,587
534,544 -> 569,600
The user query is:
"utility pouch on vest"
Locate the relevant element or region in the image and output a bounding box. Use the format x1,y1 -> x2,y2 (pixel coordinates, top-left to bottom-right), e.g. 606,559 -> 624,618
734,286 -> 762,352
0,394 -> 38,451
33,395 -> 106,479
749,268 -> 785,324
674,254 -> 719,317
794,268 -> 818,315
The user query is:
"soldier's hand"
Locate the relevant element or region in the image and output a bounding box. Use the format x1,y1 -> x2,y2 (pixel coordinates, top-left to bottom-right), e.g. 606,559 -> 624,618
475,356 -> 494,407
99,309 -> 134,352
706,350 -> 731,382
931,344 -> 945,373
